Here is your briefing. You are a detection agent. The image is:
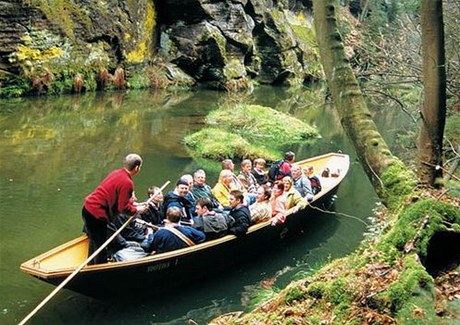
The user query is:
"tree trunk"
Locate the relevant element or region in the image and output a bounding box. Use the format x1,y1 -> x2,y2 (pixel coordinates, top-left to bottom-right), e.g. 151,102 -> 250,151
312,0 -> 414,205
418,0 -> 447,186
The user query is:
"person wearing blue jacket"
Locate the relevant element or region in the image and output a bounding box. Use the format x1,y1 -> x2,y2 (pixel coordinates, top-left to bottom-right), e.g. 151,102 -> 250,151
148,207 -> 205,254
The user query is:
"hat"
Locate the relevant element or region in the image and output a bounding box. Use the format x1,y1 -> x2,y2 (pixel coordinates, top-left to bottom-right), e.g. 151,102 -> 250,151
176,179 -> 189,187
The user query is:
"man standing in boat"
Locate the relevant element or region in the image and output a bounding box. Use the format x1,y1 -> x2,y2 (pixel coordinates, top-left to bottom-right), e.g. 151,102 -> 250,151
82,153 -> 148,264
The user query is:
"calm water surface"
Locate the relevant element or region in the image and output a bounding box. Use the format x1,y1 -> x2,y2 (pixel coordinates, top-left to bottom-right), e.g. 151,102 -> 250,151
0,87 -> 412,324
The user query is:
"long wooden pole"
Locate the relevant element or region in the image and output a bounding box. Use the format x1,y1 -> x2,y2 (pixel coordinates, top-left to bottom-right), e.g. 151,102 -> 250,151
18,180 -> 170,325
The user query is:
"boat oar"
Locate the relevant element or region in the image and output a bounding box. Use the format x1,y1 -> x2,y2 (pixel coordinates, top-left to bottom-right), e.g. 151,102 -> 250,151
18,180 -> 170,325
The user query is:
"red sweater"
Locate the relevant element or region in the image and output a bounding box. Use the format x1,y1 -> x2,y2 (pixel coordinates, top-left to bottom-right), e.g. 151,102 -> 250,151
84,168 -> 137,221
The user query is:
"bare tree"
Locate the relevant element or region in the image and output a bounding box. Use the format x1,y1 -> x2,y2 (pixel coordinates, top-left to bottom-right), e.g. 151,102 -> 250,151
418,0 -> 447,186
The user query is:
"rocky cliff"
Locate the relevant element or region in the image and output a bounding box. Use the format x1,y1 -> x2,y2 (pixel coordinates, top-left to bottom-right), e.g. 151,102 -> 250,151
0,0 -> 319,96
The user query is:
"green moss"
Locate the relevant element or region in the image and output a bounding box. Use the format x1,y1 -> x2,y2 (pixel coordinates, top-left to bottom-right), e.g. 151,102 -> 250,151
395,286 -> 438,324
184,128 -> 278,161
184,104 -> 318,161
201,25 -> 227,59
326,278 -> 353,306
4,26 -> 113,97
207,104 -> 318,146
223,58 -> 246,79
27,0 -> 91,39
284,283 -> 307,304
127,71 -> 151,89
445,112 -> 460,145
381,158 -> 417,209
375,255 -> 433,313
306,281 -> 327,299
377,199 -> 460,259
249,288 -> 279,310
290,25 -> 316,46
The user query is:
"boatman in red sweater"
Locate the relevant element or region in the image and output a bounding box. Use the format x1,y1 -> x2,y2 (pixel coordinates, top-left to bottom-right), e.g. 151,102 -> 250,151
82,153 -> 148,264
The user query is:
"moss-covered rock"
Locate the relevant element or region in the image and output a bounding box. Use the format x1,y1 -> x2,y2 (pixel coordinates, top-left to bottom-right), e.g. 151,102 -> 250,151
0,0 -> 158,97
184,104 -> 318,161
210,194 -> 460,324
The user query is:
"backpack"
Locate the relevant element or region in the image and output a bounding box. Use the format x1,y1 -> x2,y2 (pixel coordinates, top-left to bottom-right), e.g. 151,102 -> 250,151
268,159 -> 284,181
309,176 -> 322,194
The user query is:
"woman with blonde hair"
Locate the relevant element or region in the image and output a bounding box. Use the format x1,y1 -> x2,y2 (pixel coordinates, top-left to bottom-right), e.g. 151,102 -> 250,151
212,169 -> 233,207
282,176 -> 306,215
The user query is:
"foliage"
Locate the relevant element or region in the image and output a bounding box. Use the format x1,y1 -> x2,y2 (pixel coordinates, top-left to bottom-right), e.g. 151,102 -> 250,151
127,71 -> 151,89
26,0 -> 91,39
4,28 -> 113,97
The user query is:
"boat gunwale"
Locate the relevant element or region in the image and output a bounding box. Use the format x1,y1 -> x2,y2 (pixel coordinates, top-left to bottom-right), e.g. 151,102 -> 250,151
20,152 -> 350,279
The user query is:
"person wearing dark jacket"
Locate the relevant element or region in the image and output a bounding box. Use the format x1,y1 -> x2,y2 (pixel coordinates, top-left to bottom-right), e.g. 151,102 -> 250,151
228,190 -> 251,237
140,185 -> 164,225
106,214 -> 149,261
163,179 -> 195,223
148,207 -> 205,254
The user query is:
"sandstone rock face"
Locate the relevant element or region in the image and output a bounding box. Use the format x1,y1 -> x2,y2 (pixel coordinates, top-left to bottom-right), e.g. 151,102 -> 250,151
0,0 -> 155,80
0,0 -> 317,94
157,0 -> 315,87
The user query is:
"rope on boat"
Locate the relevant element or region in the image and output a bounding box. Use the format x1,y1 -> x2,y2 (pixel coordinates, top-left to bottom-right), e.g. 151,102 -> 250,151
309,204 -> 370,227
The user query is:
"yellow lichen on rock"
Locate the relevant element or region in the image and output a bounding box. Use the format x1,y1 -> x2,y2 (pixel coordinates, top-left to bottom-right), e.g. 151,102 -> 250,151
126,1 -> 156,63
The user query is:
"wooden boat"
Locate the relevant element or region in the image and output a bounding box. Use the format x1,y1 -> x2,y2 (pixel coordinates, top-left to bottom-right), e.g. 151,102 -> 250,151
20,152 -> 350,298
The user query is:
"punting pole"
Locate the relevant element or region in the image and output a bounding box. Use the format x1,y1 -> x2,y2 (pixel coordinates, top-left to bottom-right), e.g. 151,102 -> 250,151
18,180 -> 170,325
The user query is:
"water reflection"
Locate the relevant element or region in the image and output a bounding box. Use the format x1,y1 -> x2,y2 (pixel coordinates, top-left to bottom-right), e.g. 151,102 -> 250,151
0,86 -> 397,324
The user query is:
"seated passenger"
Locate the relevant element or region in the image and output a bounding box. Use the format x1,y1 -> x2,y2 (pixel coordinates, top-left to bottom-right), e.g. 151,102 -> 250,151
249,184 -> 272,224
282,176 -> 306,215
163,179 -> 195,224
107,214 -> 150,262
194,197 -> 233,240
212,169 -> 234,207
303,165 -> 322,194
191,169 -> 222,209
180,174 -> 197,216
237,159 -> 258,194
139,185 -> 164,225
251,158 -> 269,185
268,151 -> 295,182
221,158 -> 245,191
270,181 -> 287,225
148,207 -> 205,254
291,164 -> 314,201
228,190 -> 251,237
